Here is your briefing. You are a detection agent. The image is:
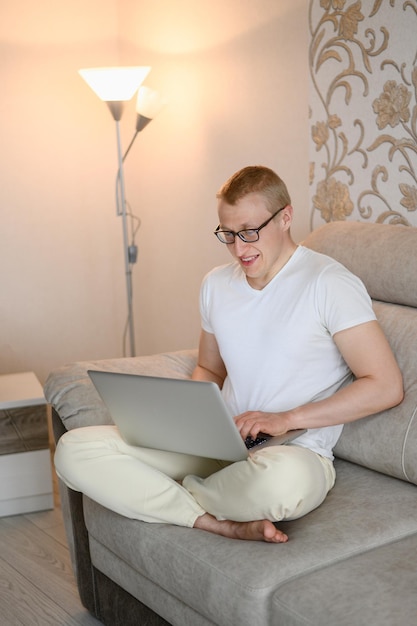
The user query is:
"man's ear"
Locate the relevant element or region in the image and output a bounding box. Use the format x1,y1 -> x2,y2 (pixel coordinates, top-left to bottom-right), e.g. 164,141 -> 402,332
281,205 -> 293,231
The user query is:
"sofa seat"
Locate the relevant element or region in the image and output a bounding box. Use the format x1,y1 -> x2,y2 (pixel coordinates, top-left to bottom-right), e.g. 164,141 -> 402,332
273,534 -> 417,626
82,459 -> 417,626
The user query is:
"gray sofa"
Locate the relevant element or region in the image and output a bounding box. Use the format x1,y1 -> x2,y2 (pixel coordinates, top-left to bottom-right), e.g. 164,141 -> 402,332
44,221 -> 417,626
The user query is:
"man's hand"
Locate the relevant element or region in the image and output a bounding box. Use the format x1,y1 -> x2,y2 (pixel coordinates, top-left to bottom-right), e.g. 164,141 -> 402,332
234,411 -> 291,441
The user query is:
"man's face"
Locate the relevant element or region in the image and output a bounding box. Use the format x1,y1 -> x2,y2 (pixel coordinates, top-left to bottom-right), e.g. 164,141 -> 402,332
217,192 -> 292,290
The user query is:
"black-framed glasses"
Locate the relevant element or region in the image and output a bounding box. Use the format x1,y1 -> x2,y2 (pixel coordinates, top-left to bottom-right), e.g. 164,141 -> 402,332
214,206 -> 286,244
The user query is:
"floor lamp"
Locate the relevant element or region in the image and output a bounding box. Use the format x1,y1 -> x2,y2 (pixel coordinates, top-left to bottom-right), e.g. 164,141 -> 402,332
79,67 -> 166,357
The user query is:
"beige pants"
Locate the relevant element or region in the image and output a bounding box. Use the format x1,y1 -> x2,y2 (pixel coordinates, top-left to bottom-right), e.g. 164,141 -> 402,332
54,425 -> 336,527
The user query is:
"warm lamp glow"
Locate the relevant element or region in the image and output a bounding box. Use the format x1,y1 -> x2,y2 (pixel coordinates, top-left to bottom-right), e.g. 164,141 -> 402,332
79,66 -> 151,101
136,86 -> 167,119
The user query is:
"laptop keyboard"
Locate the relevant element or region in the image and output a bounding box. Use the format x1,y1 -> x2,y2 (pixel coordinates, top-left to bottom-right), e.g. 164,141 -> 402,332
245,433 -> 272,449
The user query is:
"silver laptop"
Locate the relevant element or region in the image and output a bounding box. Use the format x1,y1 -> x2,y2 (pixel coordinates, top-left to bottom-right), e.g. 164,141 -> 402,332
88,370 -> 306,462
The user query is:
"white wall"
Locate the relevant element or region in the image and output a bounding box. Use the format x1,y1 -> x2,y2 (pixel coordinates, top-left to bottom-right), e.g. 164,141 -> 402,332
0,0 -> 309,383
1,1 -> 123,382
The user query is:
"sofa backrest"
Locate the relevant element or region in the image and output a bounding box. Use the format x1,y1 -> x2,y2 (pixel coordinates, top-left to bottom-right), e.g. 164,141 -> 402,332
303,221 -> 417,485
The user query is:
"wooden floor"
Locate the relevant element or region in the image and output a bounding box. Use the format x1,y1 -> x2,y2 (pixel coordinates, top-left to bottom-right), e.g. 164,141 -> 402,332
0,461 -> 101,625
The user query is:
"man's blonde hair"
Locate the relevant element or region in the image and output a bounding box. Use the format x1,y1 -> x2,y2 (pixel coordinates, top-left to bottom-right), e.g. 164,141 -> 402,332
216,165 -> 291,214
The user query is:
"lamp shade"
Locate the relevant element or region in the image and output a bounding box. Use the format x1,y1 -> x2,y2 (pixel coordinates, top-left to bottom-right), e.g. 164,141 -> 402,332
136,86 -> 167,119
79,66 -> 151,102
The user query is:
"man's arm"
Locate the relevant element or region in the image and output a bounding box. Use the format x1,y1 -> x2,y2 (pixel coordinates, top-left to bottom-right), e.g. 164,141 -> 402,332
235,320 -> 404,440
192,330 -> 227,388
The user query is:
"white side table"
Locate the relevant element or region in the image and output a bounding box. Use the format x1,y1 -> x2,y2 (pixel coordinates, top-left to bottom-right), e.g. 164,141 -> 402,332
0,372 -> 53,516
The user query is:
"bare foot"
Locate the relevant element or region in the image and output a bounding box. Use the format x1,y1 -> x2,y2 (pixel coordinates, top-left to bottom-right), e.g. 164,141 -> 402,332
193,513 -> 288,543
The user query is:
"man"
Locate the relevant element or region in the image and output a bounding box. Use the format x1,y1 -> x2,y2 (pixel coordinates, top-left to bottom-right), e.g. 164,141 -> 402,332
55,165 -> 403,543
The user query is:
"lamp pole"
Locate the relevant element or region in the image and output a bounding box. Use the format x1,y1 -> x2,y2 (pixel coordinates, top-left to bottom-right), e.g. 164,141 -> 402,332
106,100 -> 136,357
115,119 -> 136,357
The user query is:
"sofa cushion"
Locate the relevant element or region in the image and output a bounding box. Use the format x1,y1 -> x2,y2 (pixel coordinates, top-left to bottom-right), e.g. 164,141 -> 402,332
334,300 -> 417,485
82,460 -> 417,626
44,350 -> 198,431
303,221 -> 417,307
303,222 -> 417,485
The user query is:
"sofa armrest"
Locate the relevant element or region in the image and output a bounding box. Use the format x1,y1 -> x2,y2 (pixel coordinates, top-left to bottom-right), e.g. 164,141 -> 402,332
47,349 -> 197,615
52,408 -> 97,615
45,349 -> 198,432
52,406 -> 171,624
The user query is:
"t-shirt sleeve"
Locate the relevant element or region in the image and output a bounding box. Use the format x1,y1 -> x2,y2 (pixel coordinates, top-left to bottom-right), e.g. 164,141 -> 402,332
317,263 -> 376,336
199,272 -> 214,334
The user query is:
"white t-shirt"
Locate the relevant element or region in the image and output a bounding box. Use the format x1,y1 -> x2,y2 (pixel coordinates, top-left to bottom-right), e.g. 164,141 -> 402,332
199,246 -> 376,459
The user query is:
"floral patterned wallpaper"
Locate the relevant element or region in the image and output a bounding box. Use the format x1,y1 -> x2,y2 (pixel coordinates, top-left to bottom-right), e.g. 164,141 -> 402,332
309,0 -> 417,229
